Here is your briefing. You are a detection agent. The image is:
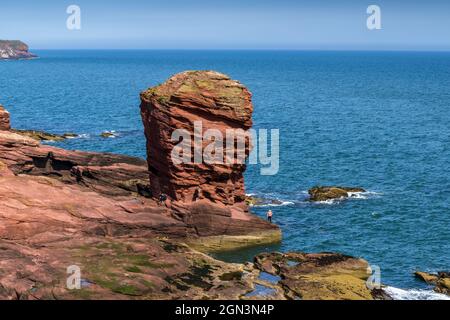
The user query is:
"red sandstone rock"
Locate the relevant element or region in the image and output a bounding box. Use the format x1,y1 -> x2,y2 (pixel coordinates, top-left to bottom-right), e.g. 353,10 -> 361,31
140,71 -> 253,205
0,105 -> 10,131
0,130 -> 151,198
140,71 -> 279,246
0,116 -> 279,246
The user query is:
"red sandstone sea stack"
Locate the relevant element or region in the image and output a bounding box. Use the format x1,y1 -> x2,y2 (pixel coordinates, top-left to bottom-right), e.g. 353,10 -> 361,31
140,70 -> 253,205
140,71 -> 280,249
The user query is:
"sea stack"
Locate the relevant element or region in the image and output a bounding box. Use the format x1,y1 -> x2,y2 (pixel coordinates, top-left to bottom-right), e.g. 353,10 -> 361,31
140,70 -> 252,205
0,40 -> 37,60
140,71 -> 280,249
0,105 -> 11,131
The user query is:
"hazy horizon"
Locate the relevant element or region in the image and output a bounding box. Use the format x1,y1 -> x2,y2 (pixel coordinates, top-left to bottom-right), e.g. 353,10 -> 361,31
1,0 -> 449,51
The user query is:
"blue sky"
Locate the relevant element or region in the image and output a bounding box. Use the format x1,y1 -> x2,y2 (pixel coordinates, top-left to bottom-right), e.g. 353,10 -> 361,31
0,0 -> 449,50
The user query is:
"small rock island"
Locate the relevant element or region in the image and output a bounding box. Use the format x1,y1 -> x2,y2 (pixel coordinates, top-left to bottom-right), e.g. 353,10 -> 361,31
0,40 -> 37,60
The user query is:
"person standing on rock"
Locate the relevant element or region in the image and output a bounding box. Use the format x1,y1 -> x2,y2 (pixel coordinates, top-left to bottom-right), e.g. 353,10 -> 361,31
159,193 -> 168,207
267,210 -> 273,223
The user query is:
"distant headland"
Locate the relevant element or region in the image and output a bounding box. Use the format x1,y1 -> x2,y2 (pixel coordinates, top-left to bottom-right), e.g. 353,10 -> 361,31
0,40 -> 37,60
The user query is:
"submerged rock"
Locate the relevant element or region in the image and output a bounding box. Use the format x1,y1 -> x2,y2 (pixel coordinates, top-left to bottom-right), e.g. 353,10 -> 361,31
245,195 -> 283,206
0,40 -> 37,60
11,129 -> 78,141
100,131 -> 118,138
415,271 -> 450,296
308,186 -> 366,202
0,106 -> 77,141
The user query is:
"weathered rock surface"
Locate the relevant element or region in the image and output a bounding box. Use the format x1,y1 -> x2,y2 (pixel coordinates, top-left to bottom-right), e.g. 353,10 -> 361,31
140,70 -> 252,205
0,105 -> 76,141
11,129 -> 78,141
140,71 -> 280,249
0,40 -> 37,60
0,106 -> 11,130
415,271 -> 450,295
0,236 -> 262,300
308,186 -> 366,202
245,195 -> 283,206
0,130 -> 151,198
254,252 -> 388,300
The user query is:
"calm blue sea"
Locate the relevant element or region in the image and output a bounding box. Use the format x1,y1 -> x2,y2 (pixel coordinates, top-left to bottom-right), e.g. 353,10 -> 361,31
1,50 -> 450,293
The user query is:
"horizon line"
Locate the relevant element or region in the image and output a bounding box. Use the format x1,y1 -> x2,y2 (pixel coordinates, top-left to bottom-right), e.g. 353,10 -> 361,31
30,48 -> 450,53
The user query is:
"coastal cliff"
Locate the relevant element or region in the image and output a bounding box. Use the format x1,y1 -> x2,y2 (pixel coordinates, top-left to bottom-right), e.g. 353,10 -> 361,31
0,71 -> 387,300
0,40 -> 37,60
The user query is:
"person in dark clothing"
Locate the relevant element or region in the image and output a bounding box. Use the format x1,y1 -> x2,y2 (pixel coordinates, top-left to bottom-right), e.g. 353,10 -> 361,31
267,210 -> 273,223
159,193 -> 168,206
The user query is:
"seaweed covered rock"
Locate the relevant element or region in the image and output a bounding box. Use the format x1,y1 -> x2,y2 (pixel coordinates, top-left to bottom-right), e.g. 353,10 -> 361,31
308,186 -> 366,202
415,271 -> 450,295
254,252 -> 387,300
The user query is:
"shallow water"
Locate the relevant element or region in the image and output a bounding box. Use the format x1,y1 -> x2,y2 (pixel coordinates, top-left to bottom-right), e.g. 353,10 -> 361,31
1,50 -> 449,292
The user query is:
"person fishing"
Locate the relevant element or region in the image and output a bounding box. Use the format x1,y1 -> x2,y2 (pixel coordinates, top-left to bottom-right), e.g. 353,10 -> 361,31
267,209 -> 273,223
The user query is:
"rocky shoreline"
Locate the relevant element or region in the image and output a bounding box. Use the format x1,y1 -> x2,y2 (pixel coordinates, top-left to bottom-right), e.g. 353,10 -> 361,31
415,271 -> 450,295
0,71 -> 394,300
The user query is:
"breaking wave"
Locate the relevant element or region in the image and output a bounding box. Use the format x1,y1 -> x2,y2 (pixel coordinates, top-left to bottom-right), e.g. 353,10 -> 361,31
384,286 -> 450,300
312,191 -> 382,205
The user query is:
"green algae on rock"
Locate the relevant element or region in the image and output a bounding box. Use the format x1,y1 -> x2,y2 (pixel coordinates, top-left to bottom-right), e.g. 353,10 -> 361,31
415,271 -> 450,296
308,186 -> 366,202
11,129 -> 78,141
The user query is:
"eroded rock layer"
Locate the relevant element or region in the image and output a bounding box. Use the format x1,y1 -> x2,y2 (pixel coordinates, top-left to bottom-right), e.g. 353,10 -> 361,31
0,106 -> 10,130
140,71 -> 279,248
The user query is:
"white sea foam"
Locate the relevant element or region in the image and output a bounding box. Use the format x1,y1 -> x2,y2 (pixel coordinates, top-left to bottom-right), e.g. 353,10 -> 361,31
314,197 -> 346,205
245,193 -> 295,207
347,191 -> 382,200
253,200 -> 295,207
384,286 -> 450,300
